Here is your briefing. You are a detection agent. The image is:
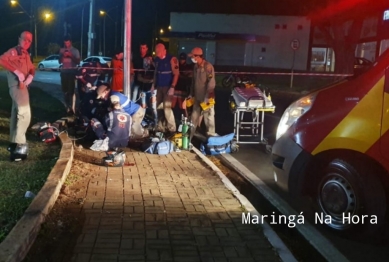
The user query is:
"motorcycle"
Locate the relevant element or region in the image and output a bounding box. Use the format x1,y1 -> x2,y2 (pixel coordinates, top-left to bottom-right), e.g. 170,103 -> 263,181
221,70 -> 256,88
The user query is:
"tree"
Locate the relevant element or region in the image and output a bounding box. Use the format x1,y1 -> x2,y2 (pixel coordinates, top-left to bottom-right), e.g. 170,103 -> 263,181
306,0 -> 388,74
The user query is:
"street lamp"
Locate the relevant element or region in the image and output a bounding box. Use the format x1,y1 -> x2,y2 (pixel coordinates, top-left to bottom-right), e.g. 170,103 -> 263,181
100,9 -> 118,55
10,1 -> 52,59
10,0 -> 37,58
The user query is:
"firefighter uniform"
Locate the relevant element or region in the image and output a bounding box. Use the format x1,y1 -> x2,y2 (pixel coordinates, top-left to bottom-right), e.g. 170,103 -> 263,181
190,59 -> 216,138
0,41 -> 35,145
154,54 -> 179,132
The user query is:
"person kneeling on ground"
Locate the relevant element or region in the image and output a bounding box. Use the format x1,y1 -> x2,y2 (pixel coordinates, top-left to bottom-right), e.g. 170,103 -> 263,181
95,82 -> 148,138
110,94 -> 148,139
92,101 -> 131,149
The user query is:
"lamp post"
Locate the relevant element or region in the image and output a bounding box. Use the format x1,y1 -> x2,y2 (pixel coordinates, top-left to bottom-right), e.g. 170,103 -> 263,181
100,8 -> 118,54
10,0 -> 52,59
80,6 -> 85,59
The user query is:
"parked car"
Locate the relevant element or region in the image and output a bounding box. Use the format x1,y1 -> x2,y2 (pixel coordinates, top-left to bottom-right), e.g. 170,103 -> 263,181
38,55 -> 62,71
80,56 -> 112,68
80,56 -> 113,82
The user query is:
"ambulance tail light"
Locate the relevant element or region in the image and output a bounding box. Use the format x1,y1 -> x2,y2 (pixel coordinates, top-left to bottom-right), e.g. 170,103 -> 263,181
276,93 -> 317,140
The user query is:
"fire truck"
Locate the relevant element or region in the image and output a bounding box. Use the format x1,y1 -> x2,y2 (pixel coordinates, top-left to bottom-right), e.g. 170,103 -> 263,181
272,48 -> 389,236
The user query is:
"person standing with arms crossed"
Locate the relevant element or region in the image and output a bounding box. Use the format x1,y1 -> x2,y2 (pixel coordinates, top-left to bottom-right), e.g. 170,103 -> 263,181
59,35 -> 80,115
0,31 -> 35,161
188,47 -> 217,139
153,43 -> 179,134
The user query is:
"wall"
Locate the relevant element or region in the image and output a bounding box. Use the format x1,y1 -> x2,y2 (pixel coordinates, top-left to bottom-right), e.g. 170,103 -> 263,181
170,13 -> 311,70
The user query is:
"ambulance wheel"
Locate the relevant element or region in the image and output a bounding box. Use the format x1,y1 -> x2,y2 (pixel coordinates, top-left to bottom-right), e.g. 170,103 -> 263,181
315,158 -> 386,236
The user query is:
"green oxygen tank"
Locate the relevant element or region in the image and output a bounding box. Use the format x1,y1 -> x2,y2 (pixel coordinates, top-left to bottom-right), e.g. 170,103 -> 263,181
182,116 -> 189,150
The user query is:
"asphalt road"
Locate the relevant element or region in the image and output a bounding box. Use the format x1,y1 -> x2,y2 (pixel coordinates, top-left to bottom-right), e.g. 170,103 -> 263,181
214,87 -> 389,262
3,70 -> 389,261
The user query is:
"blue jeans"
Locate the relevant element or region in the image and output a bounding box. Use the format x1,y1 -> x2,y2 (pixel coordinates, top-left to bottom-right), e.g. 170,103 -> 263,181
132,84 -> 140,102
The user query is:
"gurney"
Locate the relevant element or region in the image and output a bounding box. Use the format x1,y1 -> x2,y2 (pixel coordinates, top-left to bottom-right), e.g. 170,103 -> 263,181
229,86 -> 275,145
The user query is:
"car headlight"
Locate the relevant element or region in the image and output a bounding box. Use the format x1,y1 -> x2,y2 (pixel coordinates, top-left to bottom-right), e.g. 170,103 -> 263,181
276,93 -> 317,140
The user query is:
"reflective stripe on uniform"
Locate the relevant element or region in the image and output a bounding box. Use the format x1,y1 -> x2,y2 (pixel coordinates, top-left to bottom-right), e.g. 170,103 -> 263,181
122,97 -> 130,108
107,111 -> 114,132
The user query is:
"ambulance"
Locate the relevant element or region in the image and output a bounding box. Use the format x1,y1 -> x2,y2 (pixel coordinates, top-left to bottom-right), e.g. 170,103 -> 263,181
272,48 -> 389,235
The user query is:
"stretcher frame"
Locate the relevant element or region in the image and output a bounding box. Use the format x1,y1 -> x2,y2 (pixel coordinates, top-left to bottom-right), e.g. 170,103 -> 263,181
232,94 -> 275,145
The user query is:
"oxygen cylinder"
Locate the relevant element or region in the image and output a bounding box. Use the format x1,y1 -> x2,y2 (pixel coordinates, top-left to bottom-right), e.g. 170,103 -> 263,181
181,115 -> 189,150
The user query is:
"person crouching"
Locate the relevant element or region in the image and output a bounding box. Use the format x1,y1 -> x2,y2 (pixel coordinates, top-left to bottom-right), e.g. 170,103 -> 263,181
92,101 -> 132,149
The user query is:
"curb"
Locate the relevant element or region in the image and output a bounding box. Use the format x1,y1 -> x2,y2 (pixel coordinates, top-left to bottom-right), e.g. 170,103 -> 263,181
219,153 -> 349,262
0,131 -> 74,262
191,147 -> 297,262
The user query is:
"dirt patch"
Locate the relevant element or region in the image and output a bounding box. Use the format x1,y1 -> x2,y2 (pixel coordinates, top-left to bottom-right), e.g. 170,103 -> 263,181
24,151 -> 101,262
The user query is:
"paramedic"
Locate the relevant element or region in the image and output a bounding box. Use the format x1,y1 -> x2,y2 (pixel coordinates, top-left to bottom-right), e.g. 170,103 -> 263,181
188,47 -> 216,139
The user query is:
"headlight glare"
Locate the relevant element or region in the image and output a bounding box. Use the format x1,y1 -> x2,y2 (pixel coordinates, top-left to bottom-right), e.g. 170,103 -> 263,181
275,93 -> 317,140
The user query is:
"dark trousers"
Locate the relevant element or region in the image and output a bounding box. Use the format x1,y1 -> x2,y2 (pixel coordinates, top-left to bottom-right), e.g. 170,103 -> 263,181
61,72 -> 76,111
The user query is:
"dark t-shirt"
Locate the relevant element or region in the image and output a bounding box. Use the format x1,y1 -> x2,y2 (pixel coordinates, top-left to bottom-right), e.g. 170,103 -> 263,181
176,62 -> 194,92
133,53 -> 154,91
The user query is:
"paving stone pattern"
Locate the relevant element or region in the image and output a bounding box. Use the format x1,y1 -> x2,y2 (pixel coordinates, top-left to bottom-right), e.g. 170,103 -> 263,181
71,148 -> 280,262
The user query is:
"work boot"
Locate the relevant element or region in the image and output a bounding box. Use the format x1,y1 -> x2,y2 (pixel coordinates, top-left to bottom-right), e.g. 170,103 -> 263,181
9,143 -> 29,162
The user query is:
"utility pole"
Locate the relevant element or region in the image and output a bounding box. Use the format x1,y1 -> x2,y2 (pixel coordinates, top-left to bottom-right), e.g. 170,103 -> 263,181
87,0 -> 95,57
123,0 -> 132,99
81,6 -> 85,59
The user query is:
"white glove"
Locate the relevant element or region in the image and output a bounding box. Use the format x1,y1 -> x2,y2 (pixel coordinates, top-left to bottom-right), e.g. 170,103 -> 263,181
13,70 -> 25,82
168,87 -> 175,96
86,83 -> 92,89
24,74 -> 33,86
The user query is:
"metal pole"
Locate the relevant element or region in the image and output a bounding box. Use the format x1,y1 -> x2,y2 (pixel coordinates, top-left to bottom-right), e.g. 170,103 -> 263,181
103,17 -> 106,55
290,50 -> 295,88
123,0 -> 132,99
87,0 -> 95,57
34,19 -> 37,59
121,7 -> 124,47
115,21 -> 117,48
81,6 -> 84,59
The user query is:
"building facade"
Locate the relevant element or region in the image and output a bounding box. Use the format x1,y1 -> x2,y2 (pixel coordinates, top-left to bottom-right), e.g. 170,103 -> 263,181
163,13 -> 311,70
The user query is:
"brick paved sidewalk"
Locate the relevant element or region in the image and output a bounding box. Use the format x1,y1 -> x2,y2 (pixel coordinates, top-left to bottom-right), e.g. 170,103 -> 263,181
70,147 -> 281,262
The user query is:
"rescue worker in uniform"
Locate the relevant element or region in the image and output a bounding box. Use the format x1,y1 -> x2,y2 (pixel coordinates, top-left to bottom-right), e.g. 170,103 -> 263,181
92,101 -> 131,149
96,83 -> 148,138
0,31 -> 35,161
188,47 -> 216,139
110,94 -> 148,139
153,43 -> 179,134
59,36 -> 81,115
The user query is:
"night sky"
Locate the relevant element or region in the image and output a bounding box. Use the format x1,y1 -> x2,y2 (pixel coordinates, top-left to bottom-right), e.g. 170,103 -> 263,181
0,0 -> 312,58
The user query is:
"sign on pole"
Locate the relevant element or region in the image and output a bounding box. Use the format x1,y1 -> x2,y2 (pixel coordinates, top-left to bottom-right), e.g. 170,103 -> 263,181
290,39 -> 299,88
291,39 -> 300,51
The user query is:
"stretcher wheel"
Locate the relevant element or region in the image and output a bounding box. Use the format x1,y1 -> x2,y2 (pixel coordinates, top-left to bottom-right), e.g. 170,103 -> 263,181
265,144 -> 272,154
231,144 -> 239,153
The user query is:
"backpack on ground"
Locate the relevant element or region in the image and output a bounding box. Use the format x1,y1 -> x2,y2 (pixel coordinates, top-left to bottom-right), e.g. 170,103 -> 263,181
200,133 -> 238,155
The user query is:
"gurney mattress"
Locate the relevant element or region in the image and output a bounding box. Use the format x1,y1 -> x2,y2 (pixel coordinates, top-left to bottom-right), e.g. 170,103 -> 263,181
232,87 -> 273,108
